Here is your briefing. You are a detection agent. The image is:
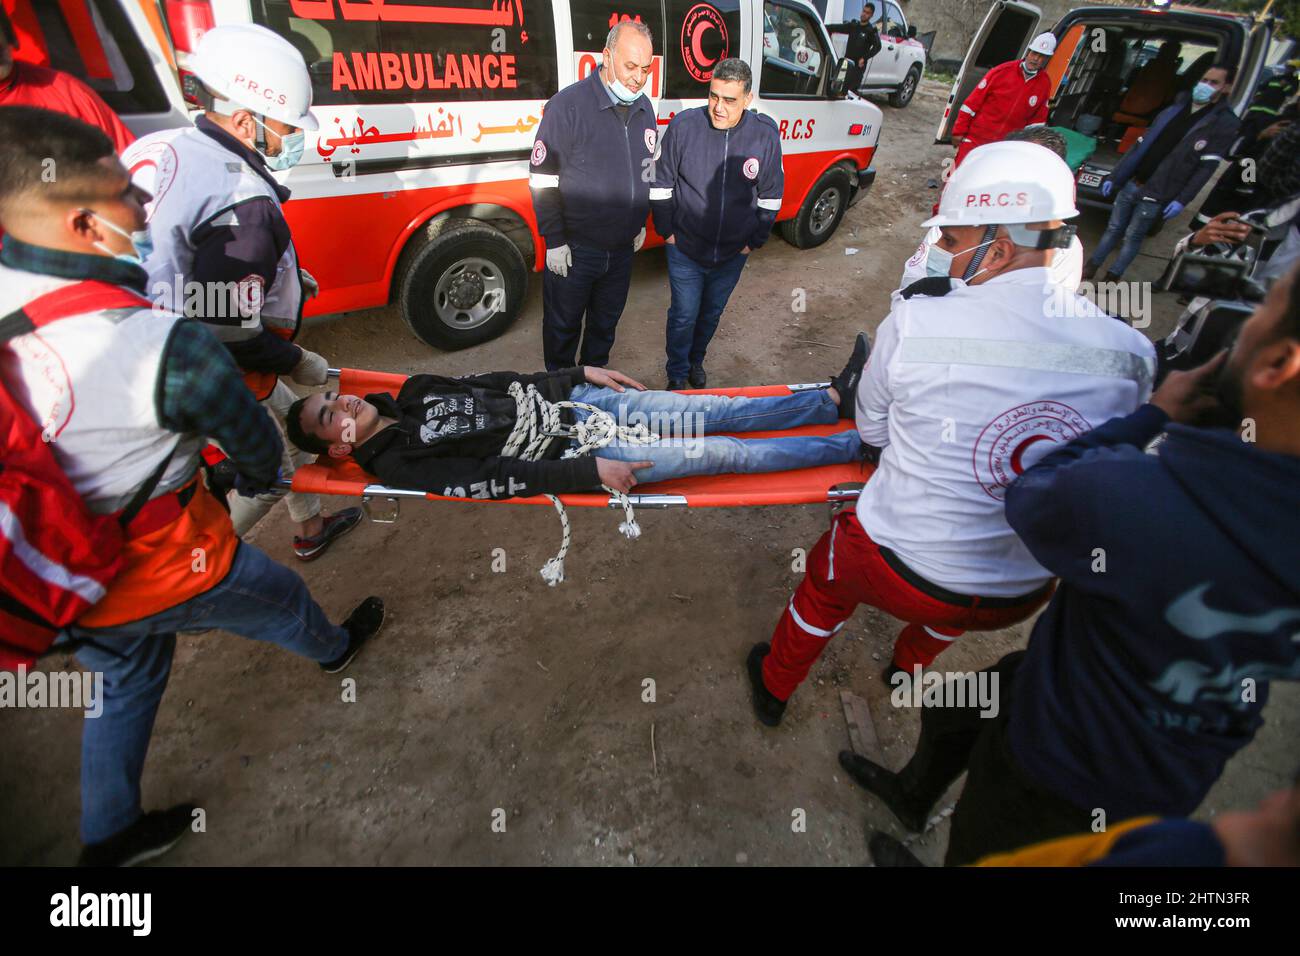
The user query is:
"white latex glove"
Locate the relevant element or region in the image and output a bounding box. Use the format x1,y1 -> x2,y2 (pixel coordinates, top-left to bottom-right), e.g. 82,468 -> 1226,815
546,244 -> 572,277
633,227 -> 646,252
291,347 -> 329,386
299,267 -> 319,299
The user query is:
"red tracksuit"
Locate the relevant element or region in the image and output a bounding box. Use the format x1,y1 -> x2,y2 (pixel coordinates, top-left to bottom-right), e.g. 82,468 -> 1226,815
952,59 -> 1050,167
763,510 -> 1051,701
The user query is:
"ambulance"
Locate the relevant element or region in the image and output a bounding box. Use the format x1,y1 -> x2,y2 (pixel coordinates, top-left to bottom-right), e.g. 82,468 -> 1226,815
935,2 -> 1279,209
6,0 -> 882,350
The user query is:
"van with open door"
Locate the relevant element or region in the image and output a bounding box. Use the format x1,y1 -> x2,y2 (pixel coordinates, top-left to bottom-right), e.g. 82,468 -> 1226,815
817,0 -> 927,107
935,2 -> 1274,208
25,0 -> 883,351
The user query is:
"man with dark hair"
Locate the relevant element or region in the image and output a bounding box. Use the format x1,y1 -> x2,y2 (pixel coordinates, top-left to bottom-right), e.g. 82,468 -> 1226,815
841,263 -> 1300,865
828,3 -> 882,93
0,106 -> 383,866
0,5 -> 133,152
283,350 -> 869,503
651,58 -> 784,389
1085,65 -> 1240,281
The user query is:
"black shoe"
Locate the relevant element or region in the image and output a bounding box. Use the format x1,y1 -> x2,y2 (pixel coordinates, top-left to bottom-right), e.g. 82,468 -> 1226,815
838,751 -> 931,832
829,332 -> 871,417
1103,271 -> 1124,284
667,378 -> 688,390
746,642 -> 787,727
320,596 -> 385,674
688,365 -> 707,389
1081,260 -> 1099,282
293,507 -> 363,561
77,803 -> 196,867
882,662 -> 907,685
868,830 -> 925,867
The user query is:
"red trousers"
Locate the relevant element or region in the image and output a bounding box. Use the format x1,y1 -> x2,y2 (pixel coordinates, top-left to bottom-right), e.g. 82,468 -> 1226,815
763,511 -> 1050,701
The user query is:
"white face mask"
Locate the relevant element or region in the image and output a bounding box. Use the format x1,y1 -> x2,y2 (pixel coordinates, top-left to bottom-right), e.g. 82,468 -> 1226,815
85,210 -> 153,266
925,236 -> 996,281
252,116 -> 305,171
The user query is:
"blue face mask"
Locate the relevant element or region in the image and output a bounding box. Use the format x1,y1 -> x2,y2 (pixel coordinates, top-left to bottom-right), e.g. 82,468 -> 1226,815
604,65 -> 641,103
87,210 -> 152,266
254,117 -> 305,171
1191,81 -> 1216,105
925,236 -> 995,280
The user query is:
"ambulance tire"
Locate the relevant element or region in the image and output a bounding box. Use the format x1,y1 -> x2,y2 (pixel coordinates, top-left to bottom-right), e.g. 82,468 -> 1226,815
890,65 -> 921,108
399,224 -> 528,350
781,166 -> 851,249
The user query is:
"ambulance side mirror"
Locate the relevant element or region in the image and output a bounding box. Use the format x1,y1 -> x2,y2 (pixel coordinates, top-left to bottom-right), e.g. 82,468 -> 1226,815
829,57 -> 850,97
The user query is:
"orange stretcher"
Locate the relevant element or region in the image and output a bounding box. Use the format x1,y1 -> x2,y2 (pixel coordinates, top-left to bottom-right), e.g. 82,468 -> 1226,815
275,368 -> 874,512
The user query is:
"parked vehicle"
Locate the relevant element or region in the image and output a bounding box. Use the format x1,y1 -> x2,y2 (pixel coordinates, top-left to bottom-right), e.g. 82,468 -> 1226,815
10,0 -> 884,349
936,2 -> 1276,209
818,0 -> 927,107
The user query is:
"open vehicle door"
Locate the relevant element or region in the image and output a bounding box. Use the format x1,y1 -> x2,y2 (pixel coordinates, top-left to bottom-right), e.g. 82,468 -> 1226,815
934,0 -> 1040,144
1231,15 -> 1274,114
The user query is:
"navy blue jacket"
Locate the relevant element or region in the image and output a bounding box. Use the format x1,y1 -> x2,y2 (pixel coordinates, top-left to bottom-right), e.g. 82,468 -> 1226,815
529,69 -> 656,253
1110,95 -> 1240,207
650,107 -> 784,268
1004,405 -> 1300,820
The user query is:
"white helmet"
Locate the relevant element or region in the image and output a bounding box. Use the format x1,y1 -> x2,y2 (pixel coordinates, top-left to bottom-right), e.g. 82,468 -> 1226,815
923,141 -> 1078,229
189,24 -> 318,131
1028,32 -> 1057,57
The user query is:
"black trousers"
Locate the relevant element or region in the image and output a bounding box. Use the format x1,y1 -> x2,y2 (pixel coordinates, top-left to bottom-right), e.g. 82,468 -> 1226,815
894,652 -> 1095,866
844,61 -> 865,93
541,243 -> 635,370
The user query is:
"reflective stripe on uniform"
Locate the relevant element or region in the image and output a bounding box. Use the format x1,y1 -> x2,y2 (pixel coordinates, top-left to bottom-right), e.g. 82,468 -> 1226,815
529,173 -> 560,189
649,187 -> 674,200
960,104 -> 977,116
788,598 -> 845,639
0,501 -> 107,605
923,625 -> 959,642
899,337 -> 1153,388
757,197 -> 783,210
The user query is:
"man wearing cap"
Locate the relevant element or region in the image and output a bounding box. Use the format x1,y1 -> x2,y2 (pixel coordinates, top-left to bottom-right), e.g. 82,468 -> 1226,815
746,141 -> 1155,730
122,24 -> 361,562
529,20 -> 657,371
951,32 -> 1057,168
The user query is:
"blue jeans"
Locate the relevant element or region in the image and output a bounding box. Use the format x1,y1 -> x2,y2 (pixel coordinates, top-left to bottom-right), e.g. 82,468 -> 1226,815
664,243 -> 748,379
1088,180 -> 1162,278
542,243 -> 635,370
63,542 -> 347,844
568,384 -> 861,484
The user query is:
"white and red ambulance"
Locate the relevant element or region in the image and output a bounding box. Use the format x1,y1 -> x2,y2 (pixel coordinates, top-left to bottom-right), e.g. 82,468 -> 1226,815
8,0 -> 882,349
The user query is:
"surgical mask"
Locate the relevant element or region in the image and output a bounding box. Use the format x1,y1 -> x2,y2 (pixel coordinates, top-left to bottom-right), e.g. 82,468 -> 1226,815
1191,81 -> 1216,105
607,72 -> 641,104
925,237 -> 995,281
1022,59 -> 1040,76
86,210 -> 152,266
253,116 -> 305,171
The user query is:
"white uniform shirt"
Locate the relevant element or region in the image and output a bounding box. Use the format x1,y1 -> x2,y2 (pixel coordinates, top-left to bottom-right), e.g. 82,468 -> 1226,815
897,226 -> 1083,298
855,267 -> 1156,596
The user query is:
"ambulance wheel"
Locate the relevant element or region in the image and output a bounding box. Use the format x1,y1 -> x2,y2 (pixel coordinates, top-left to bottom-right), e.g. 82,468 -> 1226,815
890,65 -> 921,108
399,224 -> 527,350
781,166 -> 850,249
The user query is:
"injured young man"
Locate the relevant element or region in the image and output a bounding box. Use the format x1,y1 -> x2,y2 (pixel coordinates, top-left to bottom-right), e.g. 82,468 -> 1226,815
286,338 -> 869,500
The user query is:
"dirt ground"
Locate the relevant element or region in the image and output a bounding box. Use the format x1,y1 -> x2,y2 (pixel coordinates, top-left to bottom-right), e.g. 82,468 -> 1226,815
3,78 -> 1295,866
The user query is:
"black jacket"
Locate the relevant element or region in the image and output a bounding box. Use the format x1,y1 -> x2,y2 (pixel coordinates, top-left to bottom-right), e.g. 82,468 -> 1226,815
351,368 -> 601,499
650,107 -> 784,268
529,69 -> 656,252
1111,96 -> 1241,207
828,20 -> 882,63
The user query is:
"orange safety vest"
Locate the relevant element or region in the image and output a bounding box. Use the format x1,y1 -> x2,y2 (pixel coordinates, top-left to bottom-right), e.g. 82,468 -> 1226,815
241,327 -> 295,401
76,468 -> 240,629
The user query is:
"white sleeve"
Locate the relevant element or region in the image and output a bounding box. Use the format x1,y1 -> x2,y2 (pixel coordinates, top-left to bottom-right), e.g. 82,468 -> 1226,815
856,310 -> 901,448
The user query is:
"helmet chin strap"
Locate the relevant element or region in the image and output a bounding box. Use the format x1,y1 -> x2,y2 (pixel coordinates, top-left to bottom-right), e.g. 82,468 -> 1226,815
962,224 -> 998,281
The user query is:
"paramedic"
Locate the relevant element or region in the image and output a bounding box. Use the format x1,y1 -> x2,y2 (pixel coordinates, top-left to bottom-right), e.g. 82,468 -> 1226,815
746,141 -> 1155,728
0,6 -> 133,153
0,107 -> 383,866
650,58 -> 783,389
122,24 -> 361,562
530,20 -> 656,371
950,32 -> 1056,168
1084,65 -> 1239,281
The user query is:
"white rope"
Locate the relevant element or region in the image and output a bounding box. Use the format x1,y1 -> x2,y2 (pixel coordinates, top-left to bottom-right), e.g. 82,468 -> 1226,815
500,382 -> 659,586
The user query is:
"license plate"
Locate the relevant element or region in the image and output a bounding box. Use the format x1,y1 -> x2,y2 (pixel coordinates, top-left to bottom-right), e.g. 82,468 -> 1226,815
1079,172 -> 1102,188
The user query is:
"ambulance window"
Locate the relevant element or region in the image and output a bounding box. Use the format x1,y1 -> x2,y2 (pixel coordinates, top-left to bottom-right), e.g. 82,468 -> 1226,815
760,2 -> 828,98
570,3 -> 666,100
664,0 -> 742,99
20,0 -> 167,115
251,0 -> 558,106
974,7 -> 1038,68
